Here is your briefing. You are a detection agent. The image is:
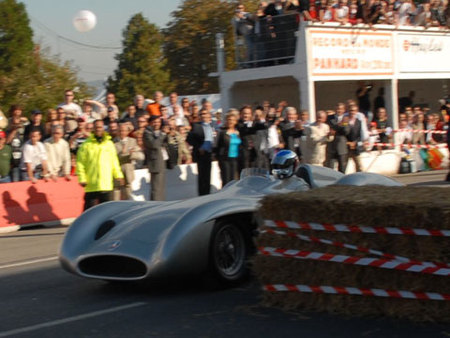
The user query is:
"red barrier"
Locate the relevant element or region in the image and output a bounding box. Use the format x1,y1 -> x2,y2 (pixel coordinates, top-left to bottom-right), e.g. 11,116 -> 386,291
0,177 -> 84,229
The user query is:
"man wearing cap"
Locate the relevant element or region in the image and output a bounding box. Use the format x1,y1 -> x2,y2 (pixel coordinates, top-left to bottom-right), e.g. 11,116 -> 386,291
0,131 -> 12,183
76,119 -> 124,210
24,110 -> 46,142
103,106 -> 119,128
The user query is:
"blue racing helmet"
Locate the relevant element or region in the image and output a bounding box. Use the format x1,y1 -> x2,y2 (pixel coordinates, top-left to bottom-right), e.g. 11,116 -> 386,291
271,150 -> 298,179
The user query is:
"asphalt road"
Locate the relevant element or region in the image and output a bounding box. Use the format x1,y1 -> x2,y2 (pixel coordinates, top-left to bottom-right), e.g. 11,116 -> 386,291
0,171 -> 449,338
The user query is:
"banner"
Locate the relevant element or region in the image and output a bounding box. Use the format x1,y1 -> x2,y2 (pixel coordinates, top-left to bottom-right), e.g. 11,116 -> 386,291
397,33 -> 450,73
309,29 -> 394,77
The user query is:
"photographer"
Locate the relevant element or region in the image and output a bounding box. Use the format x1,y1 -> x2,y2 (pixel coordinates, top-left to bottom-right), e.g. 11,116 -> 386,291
356,81 -> 373,121
232,4 -> 255,65
6,105 -> 29,181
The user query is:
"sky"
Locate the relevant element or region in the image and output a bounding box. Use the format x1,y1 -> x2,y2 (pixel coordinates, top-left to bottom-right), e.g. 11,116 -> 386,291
21,0 -> 183,86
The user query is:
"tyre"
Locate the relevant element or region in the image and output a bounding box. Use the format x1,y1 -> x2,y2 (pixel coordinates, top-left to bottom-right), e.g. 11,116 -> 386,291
209,220 -> 249,285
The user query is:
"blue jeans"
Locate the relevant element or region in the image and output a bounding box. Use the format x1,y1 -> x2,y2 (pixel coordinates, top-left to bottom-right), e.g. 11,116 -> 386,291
20,170 -> 42,181
0,175 -> 11,183
10,167 -> 20,182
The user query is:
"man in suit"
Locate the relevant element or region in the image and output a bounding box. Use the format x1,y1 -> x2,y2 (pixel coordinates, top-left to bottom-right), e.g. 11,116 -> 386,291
278,107 -> 304,157
143,116 -> 168,200
346,103 -> 364,172
326,103 -> 350,173
237,105 -> 266,172
187,109 -> 215,195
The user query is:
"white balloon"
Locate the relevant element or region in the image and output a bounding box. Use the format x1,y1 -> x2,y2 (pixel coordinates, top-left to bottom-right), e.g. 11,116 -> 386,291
73,10 -> 97,32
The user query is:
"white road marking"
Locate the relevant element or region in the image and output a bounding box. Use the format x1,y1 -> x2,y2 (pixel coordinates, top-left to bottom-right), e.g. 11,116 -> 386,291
0,257 -> 58,270
0,302 -> 147,337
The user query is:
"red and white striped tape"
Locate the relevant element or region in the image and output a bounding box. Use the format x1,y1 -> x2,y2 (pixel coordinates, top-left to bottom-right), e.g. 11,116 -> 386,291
264,284 -> 450,301
260,229 -> 449,268
373,142 -> 448,149
258,247 -> 450,276
393,129 -> 447,135
264,220 -> 450,237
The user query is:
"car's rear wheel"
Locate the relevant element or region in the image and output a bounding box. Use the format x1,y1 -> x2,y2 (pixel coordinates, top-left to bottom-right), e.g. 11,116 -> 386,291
210,220 -> 249,285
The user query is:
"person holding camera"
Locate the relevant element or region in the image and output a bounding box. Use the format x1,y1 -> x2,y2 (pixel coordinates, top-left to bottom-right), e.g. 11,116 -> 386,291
326,103 -> 350,173
232,4 -> 255,65
356,81 -> 373,121
6,105 -> 29,181
346,103 -> 365,172
144,116 -> 168,201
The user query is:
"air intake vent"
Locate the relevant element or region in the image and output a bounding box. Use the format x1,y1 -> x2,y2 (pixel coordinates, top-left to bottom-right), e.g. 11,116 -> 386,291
95,220 -> 116,240
78,256 -> 147,278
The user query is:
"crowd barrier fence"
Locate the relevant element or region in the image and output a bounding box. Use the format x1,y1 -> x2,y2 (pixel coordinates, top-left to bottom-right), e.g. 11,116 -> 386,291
0,145 -> 447,232
0,162 -> 221,232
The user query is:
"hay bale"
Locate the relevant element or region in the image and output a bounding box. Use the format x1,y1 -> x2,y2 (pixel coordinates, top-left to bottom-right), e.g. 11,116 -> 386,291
254,185 -> 450,322
259,186 -> 450,229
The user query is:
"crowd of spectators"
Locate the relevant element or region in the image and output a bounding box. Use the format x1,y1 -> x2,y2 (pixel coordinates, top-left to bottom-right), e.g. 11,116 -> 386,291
0,86 -> 448,200
232,0 -> 450,65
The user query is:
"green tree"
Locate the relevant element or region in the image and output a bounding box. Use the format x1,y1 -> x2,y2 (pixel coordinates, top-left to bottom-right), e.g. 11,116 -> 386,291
164,0 -> 259,95
0,0 -> 33,73
0,0 -> 92,115
106,13 -> 173,109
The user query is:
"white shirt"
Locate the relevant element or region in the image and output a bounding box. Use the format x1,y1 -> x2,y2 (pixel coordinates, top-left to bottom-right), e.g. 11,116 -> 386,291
335,6 -> 349,19
58,102 -> 83,118
267,125 -> 280,149
21,141 -> 47,171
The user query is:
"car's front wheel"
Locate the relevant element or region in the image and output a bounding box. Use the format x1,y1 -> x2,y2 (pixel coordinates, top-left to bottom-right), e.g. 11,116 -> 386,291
209,220 -> 249,285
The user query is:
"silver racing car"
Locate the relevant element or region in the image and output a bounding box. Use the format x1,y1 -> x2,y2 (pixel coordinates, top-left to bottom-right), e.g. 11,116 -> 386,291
59,162 -> 401,285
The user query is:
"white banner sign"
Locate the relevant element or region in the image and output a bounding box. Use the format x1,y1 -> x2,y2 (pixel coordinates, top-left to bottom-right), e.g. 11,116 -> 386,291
397,33 -> 450,73
309,29 -> 394,77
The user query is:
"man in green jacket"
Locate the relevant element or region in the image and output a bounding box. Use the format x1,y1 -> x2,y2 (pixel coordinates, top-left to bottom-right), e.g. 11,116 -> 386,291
76,119 -> 124,210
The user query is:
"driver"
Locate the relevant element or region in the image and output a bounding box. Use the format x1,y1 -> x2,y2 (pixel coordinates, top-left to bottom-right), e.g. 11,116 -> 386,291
271,149 -> 299,179
271,150 -> 309,191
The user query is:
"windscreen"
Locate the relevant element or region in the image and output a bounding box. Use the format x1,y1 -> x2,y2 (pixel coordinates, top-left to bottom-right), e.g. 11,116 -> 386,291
240,168 -> 270,179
